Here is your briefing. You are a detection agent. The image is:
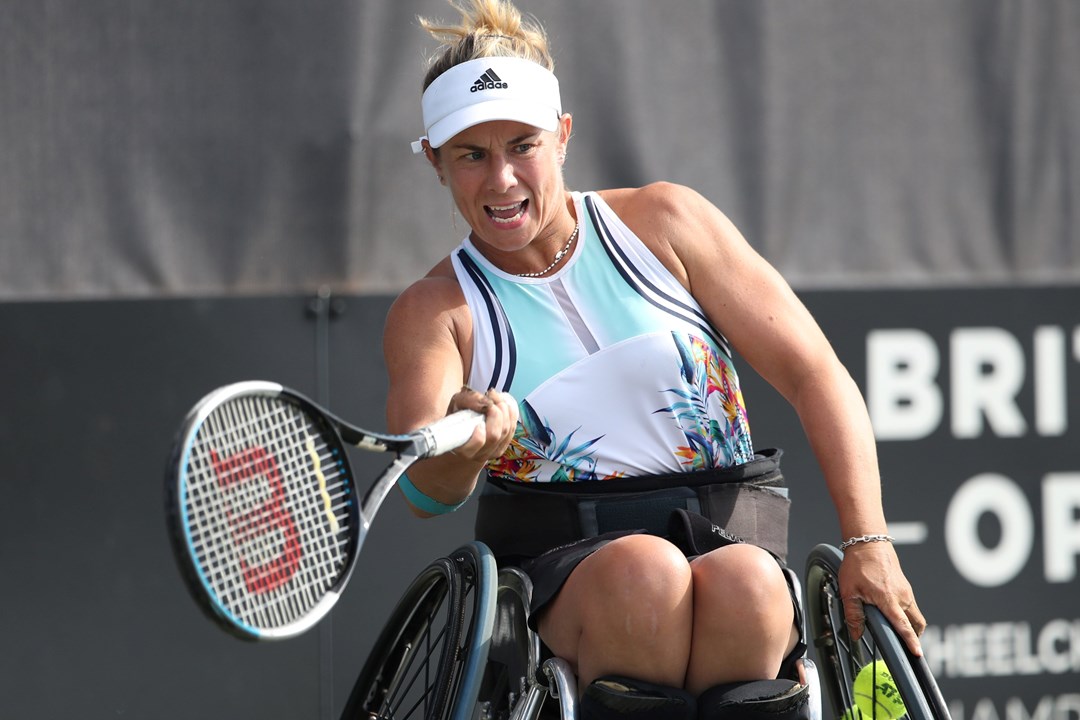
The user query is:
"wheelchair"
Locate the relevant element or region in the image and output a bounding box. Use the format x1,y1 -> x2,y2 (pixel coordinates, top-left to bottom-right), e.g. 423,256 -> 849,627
340,541 -> 950,720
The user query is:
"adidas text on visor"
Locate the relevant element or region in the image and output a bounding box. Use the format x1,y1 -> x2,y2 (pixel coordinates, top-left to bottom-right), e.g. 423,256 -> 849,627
411,56 -> 562,154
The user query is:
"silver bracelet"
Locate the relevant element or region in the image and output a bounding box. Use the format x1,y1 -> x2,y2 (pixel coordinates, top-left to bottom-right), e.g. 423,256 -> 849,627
839,533 -> 895,551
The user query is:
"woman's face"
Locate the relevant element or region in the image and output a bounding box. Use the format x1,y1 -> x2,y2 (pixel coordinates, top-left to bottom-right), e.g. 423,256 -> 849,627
431,115 -> 572,258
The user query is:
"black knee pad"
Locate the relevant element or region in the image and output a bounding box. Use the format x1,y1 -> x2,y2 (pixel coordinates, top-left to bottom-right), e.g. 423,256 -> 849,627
581,676 -> 697,720
697,679 -> 810,720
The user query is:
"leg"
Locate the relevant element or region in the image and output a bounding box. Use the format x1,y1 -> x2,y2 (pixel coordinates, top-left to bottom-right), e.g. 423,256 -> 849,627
537,534 -> 694,690
685,543 -> 800,695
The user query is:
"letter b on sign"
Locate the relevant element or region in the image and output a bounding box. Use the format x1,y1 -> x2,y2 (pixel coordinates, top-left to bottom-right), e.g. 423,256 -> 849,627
867,329 -> 942,440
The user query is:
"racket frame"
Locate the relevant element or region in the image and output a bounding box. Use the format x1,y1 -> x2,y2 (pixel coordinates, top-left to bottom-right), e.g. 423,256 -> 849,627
165,380 -> 480,641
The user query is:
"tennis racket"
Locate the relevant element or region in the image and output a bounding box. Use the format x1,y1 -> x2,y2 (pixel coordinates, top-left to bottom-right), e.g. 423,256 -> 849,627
164,380 -> 483,641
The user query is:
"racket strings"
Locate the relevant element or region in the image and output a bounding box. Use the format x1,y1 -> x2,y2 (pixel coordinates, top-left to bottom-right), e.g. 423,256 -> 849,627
229,397 -> 350,623
184,396 -> 354,629
206,399 -> 345,627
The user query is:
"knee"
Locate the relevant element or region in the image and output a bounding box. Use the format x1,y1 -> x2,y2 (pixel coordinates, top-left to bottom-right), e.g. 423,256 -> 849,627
586,534 -> 692,611
691,544 -> 792,624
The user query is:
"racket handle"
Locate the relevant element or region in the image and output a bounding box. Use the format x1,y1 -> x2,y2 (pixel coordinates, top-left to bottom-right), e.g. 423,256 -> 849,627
416,409 -> 485,458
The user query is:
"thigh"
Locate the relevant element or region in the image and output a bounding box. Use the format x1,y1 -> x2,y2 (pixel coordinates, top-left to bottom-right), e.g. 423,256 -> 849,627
520,529 -> 646,633
535,534 -> 693,655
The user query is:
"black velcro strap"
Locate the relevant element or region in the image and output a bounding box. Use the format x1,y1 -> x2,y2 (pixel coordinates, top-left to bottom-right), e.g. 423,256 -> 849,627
700,483 -> 790,562
667,508 -> 744,556
474,489 -> 582,560
474,484 -> 698,560
582,676 -> 697,720
697,680 -> 810,720
593,489 -> 697,536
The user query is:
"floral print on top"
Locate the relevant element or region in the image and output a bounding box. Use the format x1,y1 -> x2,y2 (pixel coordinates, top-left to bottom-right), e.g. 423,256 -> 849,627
655,332 -> 753,471
486,401 -> 625,483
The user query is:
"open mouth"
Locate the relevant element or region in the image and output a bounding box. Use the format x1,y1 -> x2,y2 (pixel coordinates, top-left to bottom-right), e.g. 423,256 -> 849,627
485,199 -> 528,225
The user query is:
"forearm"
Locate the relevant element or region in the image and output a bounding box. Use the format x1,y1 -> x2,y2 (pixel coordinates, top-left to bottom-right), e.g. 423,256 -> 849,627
791,360 -> 889,540
793,363 -> 927,651
400,452 -> 488,517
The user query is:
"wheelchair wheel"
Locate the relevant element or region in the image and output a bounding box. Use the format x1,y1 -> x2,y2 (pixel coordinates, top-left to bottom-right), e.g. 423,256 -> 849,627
341,542 -> 497,720
448,542 -> 498,720
473,567 -> 541,720
804,544 -> 951,720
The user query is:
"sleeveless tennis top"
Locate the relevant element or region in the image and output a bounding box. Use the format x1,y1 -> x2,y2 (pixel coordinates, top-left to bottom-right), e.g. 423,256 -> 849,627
451,191 -> 754,483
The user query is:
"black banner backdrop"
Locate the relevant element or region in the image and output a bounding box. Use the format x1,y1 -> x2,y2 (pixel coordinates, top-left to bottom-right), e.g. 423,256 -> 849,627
1,286 -> 1077,718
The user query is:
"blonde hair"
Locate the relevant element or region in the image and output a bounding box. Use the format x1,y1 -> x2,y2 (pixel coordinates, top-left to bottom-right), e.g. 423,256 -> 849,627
419,0 -> 554,91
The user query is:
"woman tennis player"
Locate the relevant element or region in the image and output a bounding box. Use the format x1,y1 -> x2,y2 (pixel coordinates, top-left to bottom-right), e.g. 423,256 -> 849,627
383,1 -> 926,717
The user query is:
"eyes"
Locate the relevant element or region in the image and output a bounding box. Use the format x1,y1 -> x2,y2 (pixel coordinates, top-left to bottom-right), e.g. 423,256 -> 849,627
458,142 -> 538,163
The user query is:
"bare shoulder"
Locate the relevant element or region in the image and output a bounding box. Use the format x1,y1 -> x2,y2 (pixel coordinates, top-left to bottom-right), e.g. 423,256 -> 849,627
600,182 -> 737,243
600,181 -> 713,217
389,259 -> 455,309
385,257 -> 466,341
597,182 -> 742,288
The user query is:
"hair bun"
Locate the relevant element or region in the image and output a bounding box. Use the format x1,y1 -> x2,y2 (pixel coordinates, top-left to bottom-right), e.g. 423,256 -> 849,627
419,0 -> 553,91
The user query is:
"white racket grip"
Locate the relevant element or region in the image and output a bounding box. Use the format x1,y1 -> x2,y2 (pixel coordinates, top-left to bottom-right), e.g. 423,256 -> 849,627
417,409 -> 485,458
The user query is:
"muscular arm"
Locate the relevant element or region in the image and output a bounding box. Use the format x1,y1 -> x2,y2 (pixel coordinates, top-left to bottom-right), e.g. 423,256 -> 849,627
605,183 -> 925,651
383,268 -> 518,517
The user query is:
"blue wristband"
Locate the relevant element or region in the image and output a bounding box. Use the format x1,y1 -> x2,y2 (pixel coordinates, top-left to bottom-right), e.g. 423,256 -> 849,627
398,473 -> 469,515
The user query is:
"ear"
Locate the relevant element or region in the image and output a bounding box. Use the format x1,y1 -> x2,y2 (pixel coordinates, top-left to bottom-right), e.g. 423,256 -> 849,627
557,113 -> 573,162
422,141 -> 443,177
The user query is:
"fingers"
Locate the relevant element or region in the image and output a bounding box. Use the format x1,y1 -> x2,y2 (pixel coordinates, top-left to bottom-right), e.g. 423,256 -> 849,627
447,385 -> 492,414
845,593 -> 926,658
882,606 -> 923,657
888,596 -> 926,657
843,596 -> 866,643
480,388 -> 518,452
447,386 -> 518,461
907,599 -> 927,637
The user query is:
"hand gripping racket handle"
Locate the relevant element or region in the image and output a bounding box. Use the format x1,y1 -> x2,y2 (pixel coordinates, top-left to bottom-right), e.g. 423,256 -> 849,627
414,409 -> 485,458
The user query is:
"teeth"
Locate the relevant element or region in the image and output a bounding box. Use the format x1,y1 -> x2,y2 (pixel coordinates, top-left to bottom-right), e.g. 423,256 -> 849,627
488,201 -> 527,224
492,210 -> 525,224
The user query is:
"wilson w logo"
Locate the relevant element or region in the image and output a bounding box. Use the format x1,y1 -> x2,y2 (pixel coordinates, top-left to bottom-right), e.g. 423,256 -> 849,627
210,446 -> 303,595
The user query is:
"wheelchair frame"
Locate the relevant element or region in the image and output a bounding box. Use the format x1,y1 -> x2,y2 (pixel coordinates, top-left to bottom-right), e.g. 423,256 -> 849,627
341,541 -> 950,720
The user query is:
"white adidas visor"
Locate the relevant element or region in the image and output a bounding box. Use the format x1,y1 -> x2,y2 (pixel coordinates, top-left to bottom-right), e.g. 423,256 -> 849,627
411,56 -> 562,154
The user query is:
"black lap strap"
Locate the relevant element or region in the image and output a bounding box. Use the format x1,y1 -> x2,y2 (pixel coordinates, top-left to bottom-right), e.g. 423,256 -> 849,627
475,448 -> 790,562
581,676 -> 697,720
666,508 -> 744,556
697,680 -> 811,720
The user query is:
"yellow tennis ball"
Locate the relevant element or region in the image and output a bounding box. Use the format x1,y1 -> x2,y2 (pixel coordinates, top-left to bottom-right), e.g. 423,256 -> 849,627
853,661 -> 907,719
841,706 -> 865,720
